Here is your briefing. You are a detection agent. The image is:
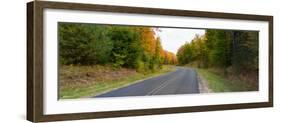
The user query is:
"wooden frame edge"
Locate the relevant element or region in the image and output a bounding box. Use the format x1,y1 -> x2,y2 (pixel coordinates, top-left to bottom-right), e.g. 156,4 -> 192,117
37,1 -> 272,21
268,16 -> 274,107
27,1 -> 34,122
27,1 -> 274,122
27,1 -> 45,122
38,102 -> 271,122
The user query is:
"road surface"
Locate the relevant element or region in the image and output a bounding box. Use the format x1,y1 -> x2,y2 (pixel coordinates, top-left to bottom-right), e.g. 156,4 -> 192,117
95,67 -> 199,98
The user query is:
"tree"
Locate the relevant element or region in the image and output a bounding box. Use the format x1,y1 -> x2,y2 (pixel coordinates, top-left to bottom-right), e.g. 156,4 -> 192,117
108,26 -> 143,68
59,23 -> 113,65
231,31 -> 258,72
208,30 -> 231,70
154,37 -> 163,68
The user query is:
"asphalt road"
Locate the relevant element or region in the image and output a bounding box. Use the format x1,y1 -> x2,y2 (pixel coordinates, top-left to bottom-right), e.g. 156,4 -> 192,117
95,67 -> 199,98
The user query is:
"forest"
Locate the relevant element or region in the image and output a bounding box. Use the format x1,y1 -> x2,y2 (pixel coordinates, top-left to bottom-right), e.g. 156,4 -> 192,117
59,23 -> 177,72
177,30 -> 259,86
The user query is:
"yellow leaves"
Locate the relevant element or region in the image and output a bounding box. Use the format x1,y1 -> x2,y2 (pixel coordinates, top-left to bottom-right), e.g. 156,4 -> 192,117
140,27 -> 157,56
162,50 -> 177,64
140,27 -> 177,65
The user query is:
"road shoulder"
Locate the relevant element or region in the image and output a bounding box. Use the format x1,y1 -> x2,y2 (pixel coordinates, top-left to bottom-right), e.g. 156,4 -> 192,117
197,73 -> 212,93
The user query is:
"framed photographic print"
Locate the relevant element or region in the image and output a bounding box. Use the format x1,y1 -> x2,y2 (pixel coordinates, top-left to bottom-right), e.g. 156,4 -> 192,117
27,0 -> 273,122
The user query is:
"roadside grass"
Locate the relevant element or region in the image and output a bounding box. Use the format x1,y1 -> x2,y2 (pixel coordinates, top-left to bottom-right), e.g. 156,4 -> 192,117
196,68 -> 257,92
59,65 -> 176,99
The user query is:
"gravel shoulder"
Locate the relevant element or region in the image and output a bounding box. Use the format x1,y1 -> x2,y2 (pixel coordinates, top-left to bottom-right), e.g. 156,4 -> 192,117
197,73 -> 212,93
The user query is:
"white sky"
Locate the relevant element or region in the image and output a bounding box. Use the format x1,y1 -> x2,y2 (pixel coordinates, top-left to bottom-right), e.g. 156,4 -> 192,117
155,28 -> 205,54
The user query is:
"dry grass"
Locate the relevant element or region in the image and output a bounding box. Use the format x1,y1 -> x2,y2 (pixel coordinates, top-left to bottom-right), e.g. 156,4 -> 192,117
60,65 -> 137,86
208,67 -> 258,90
183,62 -> 258,92
197,68 -> 258,92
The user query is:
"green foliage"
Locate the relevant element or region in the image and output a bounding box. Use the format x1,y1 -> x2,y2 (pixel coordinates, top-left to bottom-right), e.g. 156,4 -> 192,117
112,52 -> 126,69
207,30 -> 231,68
108,26 -> 143,69
59,23 -> 177,72
59,23 -> 113,65
135,60 -> 145,72
177,29 -> 258,74
231,31 -> 259,72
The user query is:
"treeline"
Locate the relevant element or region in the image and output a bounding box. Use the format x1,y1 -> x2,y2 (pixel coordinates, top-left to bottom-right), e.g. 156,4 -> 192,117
177,30 -> 258,74
59,23 -> 177,72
